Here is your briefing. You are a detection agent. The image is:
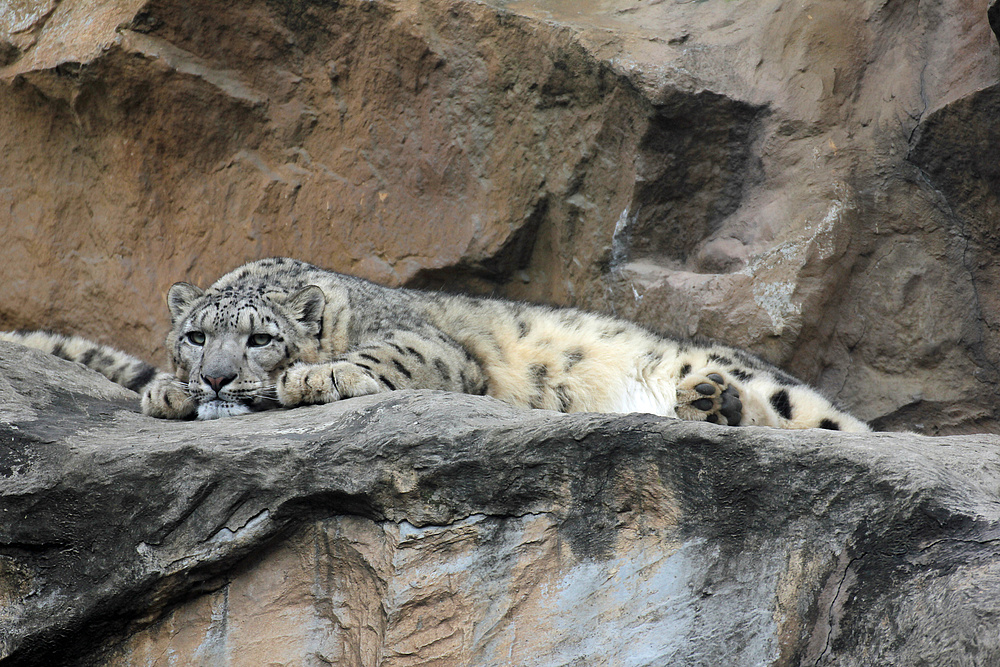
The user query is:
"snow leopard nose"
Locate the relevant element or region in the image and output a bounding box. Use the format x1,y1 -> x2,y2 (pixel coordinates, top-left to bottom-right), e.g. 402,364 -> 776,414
203,374 -> 236,393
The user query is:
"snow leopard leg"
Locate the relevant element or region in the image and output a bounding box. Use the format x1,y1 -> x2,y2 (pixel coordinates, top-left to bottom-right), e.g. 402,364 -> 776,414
676,366 -> 869,432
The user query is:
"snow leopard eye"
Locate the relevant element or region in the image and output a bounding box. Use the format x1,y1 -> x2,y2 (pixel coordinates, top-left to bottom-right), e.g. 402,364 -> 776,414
248,333 -> 272,347
186,331 -> 206,346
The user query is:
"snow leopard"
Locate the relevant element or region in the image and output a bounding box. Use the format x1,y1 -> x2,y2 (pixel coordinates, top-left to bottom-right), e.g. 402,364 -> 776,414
0,257 -> 868,431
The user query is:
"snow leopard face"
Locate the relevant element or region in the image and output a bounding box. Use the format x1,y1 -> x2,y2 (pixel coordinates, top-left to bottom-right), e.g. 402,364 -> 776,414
165,281 -> 326,419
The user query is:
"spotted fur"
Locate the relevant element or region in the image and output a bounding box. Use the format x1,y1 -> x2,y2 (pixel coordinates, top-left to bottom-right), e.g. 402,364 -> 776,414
0,258 -> 868,431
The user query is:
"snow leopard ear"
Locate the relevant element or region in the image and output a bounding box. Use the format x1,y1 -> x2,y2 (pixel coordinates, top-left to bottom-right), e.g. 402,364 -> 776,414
285,285 -> 326,333
167,282 -> 204,323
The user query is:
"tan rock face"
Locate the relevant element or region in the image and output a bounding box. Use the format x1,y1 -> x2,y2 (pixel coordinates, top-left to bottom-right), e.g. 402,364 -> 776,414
0,0 -> 647,363
104,474 -> 692,665
1,0 -> 999,434
103,514 -> 713,666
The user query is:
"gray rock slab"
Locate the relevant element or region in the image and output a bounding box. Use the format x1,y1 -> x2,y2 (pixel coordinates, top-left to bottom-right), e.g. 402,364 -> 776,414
2,342 -> 1000,665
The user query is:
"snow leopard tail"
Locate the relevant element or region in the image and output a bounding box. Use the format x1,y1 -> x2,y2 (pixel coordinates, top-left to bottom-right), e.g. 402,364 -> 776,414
0,330 -> 164,394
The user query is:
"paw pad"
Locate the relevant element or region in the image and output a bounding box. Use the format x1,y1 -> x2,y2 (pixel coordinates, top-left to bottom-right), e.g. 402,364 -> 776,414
677,370 -> 743,426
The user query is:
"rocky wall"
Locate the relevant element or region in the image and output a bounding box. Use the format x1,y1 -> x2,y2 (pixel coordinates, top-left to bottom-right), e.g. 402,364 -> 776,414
1,0 -> 999,433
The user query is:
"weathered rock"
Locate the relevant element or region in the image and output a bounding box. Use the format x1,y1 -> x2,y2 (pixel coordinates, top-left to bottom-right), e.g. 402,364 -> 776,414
0,0 -> 650,362
5,1 -> 1000,664
1,0 -> 999,434
990,0 -> 1000,43
4,344 -> 1000,666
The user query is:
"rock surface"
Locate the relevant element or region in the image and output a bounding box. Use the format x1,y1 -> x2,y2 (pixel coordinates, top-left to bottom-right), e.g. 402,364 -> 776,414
4,344 -> 1000,665
1,0 -> 999,434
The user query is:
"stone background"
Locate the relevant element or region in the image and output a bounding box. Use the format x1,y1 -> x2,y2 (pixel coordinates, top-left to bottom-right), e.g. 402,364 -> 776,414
5,2 -> 1000,664
1,0 -> 998,434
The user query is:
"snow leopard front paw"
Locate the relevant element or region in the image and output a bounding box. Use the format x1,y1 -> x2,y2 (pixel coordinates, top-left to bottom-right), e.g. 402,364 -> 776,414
141,373 -> 197,420
278,362 -> 383,407
676,369 -> 743,426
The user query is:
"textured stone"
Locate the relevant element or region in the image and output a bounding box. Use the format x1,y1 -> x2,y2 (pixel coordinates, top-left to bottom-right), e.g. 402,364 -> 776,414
4,344 -> 1000,666
6,2 -> 1000,664
990,0 -> 1000,43
0,0 -> 650,365
1,0 -> 999,434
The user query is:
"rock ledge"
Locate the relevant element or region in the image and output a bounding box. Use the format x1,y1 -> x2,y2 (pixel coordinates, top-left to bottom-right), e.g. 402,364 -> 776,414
3,343 -> 1000,665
